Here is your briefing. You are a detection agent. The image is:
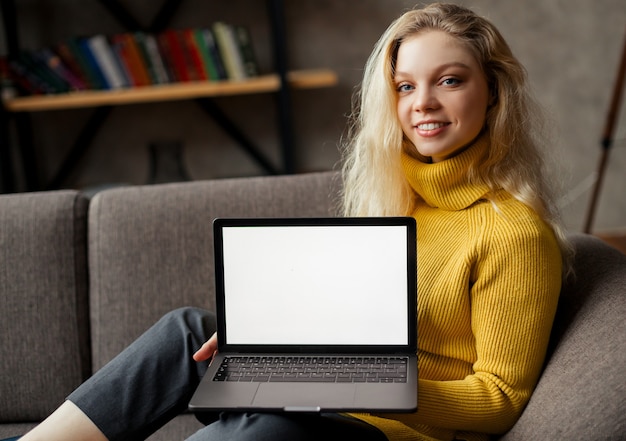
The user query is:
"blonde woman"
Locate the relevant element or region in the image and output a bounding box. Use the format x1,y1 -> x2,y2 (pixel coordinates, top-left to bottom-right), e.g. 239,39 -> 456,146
21,3 -> 570,441
340,2 -> 571,440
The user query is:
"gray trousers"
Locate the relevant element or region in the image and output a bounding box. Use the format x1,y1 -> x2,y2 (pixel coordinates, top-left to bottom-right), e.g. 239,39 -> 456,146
68,307 -> 387,441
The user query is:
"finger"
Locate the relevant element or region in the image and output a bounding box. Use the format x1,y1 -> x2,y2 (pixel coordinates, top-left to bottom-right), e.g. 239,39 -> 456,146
192,333 -> 218,362
192,342 -> 213,362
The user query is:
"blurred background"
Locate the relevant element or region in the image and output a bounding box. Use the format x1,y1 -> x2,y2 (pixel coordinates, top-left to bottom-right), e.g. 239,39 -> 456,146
1,0 -> 625,234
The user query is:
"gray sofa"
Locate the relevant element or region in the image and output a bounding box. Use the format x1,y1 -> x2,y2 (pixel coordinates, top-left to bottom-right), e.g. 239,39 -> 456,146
1,171 -> 624,440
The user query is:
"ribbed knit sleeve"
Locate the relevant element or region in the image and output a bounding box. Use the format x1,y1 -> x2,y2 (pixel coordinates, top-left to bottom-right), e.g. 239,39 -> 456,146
352,139 -> 562,441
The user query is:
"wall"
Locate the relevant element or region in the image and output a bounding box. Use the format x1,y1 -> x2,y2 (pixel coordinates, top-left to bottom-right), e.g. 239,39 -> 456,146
1,0 -> 625,232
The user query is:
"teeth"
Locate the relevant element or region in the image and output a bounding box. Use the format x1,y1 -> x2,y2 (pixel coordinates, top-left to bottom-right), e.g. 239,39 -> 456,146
417,123 -> 445,130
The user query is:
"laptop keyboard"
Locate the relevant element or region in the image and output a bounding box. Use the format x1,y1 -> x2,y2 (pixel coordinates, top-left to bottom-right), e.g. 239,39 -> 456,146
212,356 -> 408,383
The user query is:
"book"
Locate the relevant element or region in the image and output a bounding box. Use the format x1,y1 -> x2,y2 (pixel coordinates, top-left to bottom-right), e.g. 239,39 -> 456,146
141,33 -> 171,84
110,33 -> 151,87
192,28 -> 219,81
161,29 -> 191,82
76,37 -> 111,89
133,32 -> 165,85
157,32 -> 181,83
110,36 -> 135,86
234,25 -> 259,77
53,42 -> 92,88
6,56 -> 56,94
16,51 -> 70,93
34,48 -> 88,91
212,22 -> 246,80
128,33 -> 156,85
199,28 -> 228,80
182,28 -> 208,81
174,29 -> 202,82
86,34 -> 128,89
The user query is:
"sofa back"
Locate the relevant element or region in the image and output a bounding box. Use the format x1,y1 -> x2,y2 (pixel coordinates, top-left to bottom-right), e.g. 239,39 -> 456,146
0,191 -> 90,422
88,172 -> 341,370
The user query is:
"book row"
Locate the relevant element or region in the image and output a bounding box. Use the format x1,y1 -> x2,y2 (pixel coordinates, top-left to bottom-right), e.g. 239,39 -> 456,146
0,23 -> 259,96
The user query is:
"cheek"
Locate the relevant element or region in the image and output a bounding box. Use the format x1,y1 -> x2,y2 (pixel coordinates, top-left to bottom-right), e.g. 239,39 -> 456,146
458,95 -> 487,131
396,100 -> 412,130
466,103 -> 486,127
467,88 -> 490,127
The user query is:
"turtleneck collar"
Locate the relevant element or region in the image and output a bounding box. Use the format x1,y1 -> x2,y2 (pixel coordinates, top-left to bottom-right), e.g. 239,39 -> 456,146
401,134 -> 493,210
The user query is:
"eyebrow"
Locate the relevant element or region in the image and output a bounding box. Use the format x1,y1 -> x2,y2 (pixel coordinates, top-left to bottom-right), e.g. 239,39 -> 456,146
394,62 -> 473,79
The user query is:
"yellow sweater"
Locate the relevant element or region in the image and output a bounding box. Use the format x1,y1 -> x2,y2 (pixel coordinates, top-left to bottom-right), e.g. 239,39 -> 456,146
352,137 -> 562,441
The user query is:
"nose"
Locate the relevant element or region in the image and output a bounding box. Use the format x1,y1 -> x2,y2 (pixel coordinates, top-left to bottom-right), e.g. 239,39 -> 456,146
411,86 -> 439,112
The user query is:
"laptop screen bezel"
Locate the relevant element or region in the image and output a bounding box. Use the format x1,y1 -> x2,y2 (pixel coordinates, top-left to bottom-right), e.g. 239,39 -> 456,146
212,217 -> 417,355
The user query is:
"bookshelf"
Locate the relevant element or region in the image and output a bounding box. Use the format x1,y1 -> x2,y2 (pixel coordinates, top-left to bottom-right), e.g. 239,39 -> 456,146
3,70 -> 338,112
0,0 -> 338,193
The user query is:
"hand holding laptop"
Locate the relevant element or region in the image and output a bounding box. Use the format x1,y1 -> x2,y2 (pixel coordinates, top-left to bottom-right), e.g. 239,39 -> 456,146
193,332 -> 219,363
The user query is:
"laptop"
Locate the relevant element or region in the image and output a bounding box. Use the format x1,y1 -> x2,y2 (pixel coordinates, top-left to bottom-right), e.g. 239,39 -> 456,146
188,217 -> 418,413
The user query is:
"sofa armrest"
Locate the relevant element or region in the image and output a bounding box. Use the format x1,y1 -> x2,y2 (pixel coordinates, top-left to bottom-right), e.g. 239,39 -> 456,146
0,191 -> 89,422
500,233 -> 626,440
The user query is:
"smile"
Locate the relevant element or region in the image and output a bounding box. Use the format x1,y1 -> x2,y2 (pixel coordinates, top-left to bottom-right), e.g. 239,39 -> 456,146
417,122 -> 448,130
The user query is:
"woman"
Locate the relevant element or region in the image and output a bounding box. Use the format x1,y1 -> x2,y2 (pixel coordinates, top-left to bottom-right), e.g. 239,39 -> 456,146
21,3 -> 571,441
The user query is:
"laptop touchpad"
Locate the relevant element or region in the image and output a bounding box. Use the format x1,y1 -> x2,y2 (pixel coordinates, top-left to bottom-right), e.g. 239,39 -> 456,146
252,383 -> 357,410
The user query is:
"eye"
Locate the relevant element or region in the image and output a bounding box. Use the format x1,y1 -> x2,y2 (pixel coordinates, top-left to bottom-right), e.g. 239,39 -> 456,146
440,77 -> 461,87
396,83 -> 414,92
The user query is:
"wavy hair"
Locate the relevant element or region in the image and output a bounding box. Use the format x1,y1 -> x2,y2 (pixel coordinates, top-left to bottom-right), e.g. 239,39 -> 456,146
340,2 -> 573,274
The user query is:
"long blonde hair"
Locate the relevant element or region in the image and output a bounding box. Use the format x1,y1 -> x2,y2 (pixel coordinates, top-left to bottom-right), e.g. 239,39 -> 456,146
341,2 -> 573,273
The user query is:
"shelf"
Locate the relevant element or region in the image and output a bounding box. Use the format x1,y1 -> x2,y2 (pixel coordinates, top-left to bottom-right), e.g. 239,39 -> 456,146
0,0 -> 336,191
3,69 -> 338,112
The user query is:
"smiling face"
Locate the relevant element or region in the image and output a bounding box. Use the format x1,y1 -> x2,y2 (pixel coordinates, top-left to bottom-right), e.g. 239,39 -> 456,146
395,31 -> 490,163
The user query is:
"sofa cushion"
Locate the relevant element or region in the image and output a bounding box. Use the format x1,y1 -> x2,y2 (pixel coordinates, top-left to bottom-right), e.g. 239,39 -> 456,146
88,171 -> 340,371
500,234 -> 626,440
0,191 -> 89,422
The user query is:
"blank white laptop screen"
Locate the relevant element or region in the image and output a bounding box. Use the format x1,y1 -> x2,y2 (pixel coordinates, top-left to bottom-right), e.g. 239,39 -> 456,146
221,224 -> 409,346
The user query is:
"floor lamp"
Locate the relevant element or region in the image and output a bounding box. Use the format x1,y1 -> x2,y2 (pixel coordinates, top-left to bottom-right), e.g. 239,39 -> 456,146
583,29 -> 626,234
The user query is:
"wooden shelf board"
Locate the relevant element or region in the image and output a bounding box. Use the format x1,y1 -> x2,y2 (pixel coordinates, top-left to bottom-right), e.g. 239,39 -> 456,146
2,69 -> 338,112
287,69 -> 338,89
